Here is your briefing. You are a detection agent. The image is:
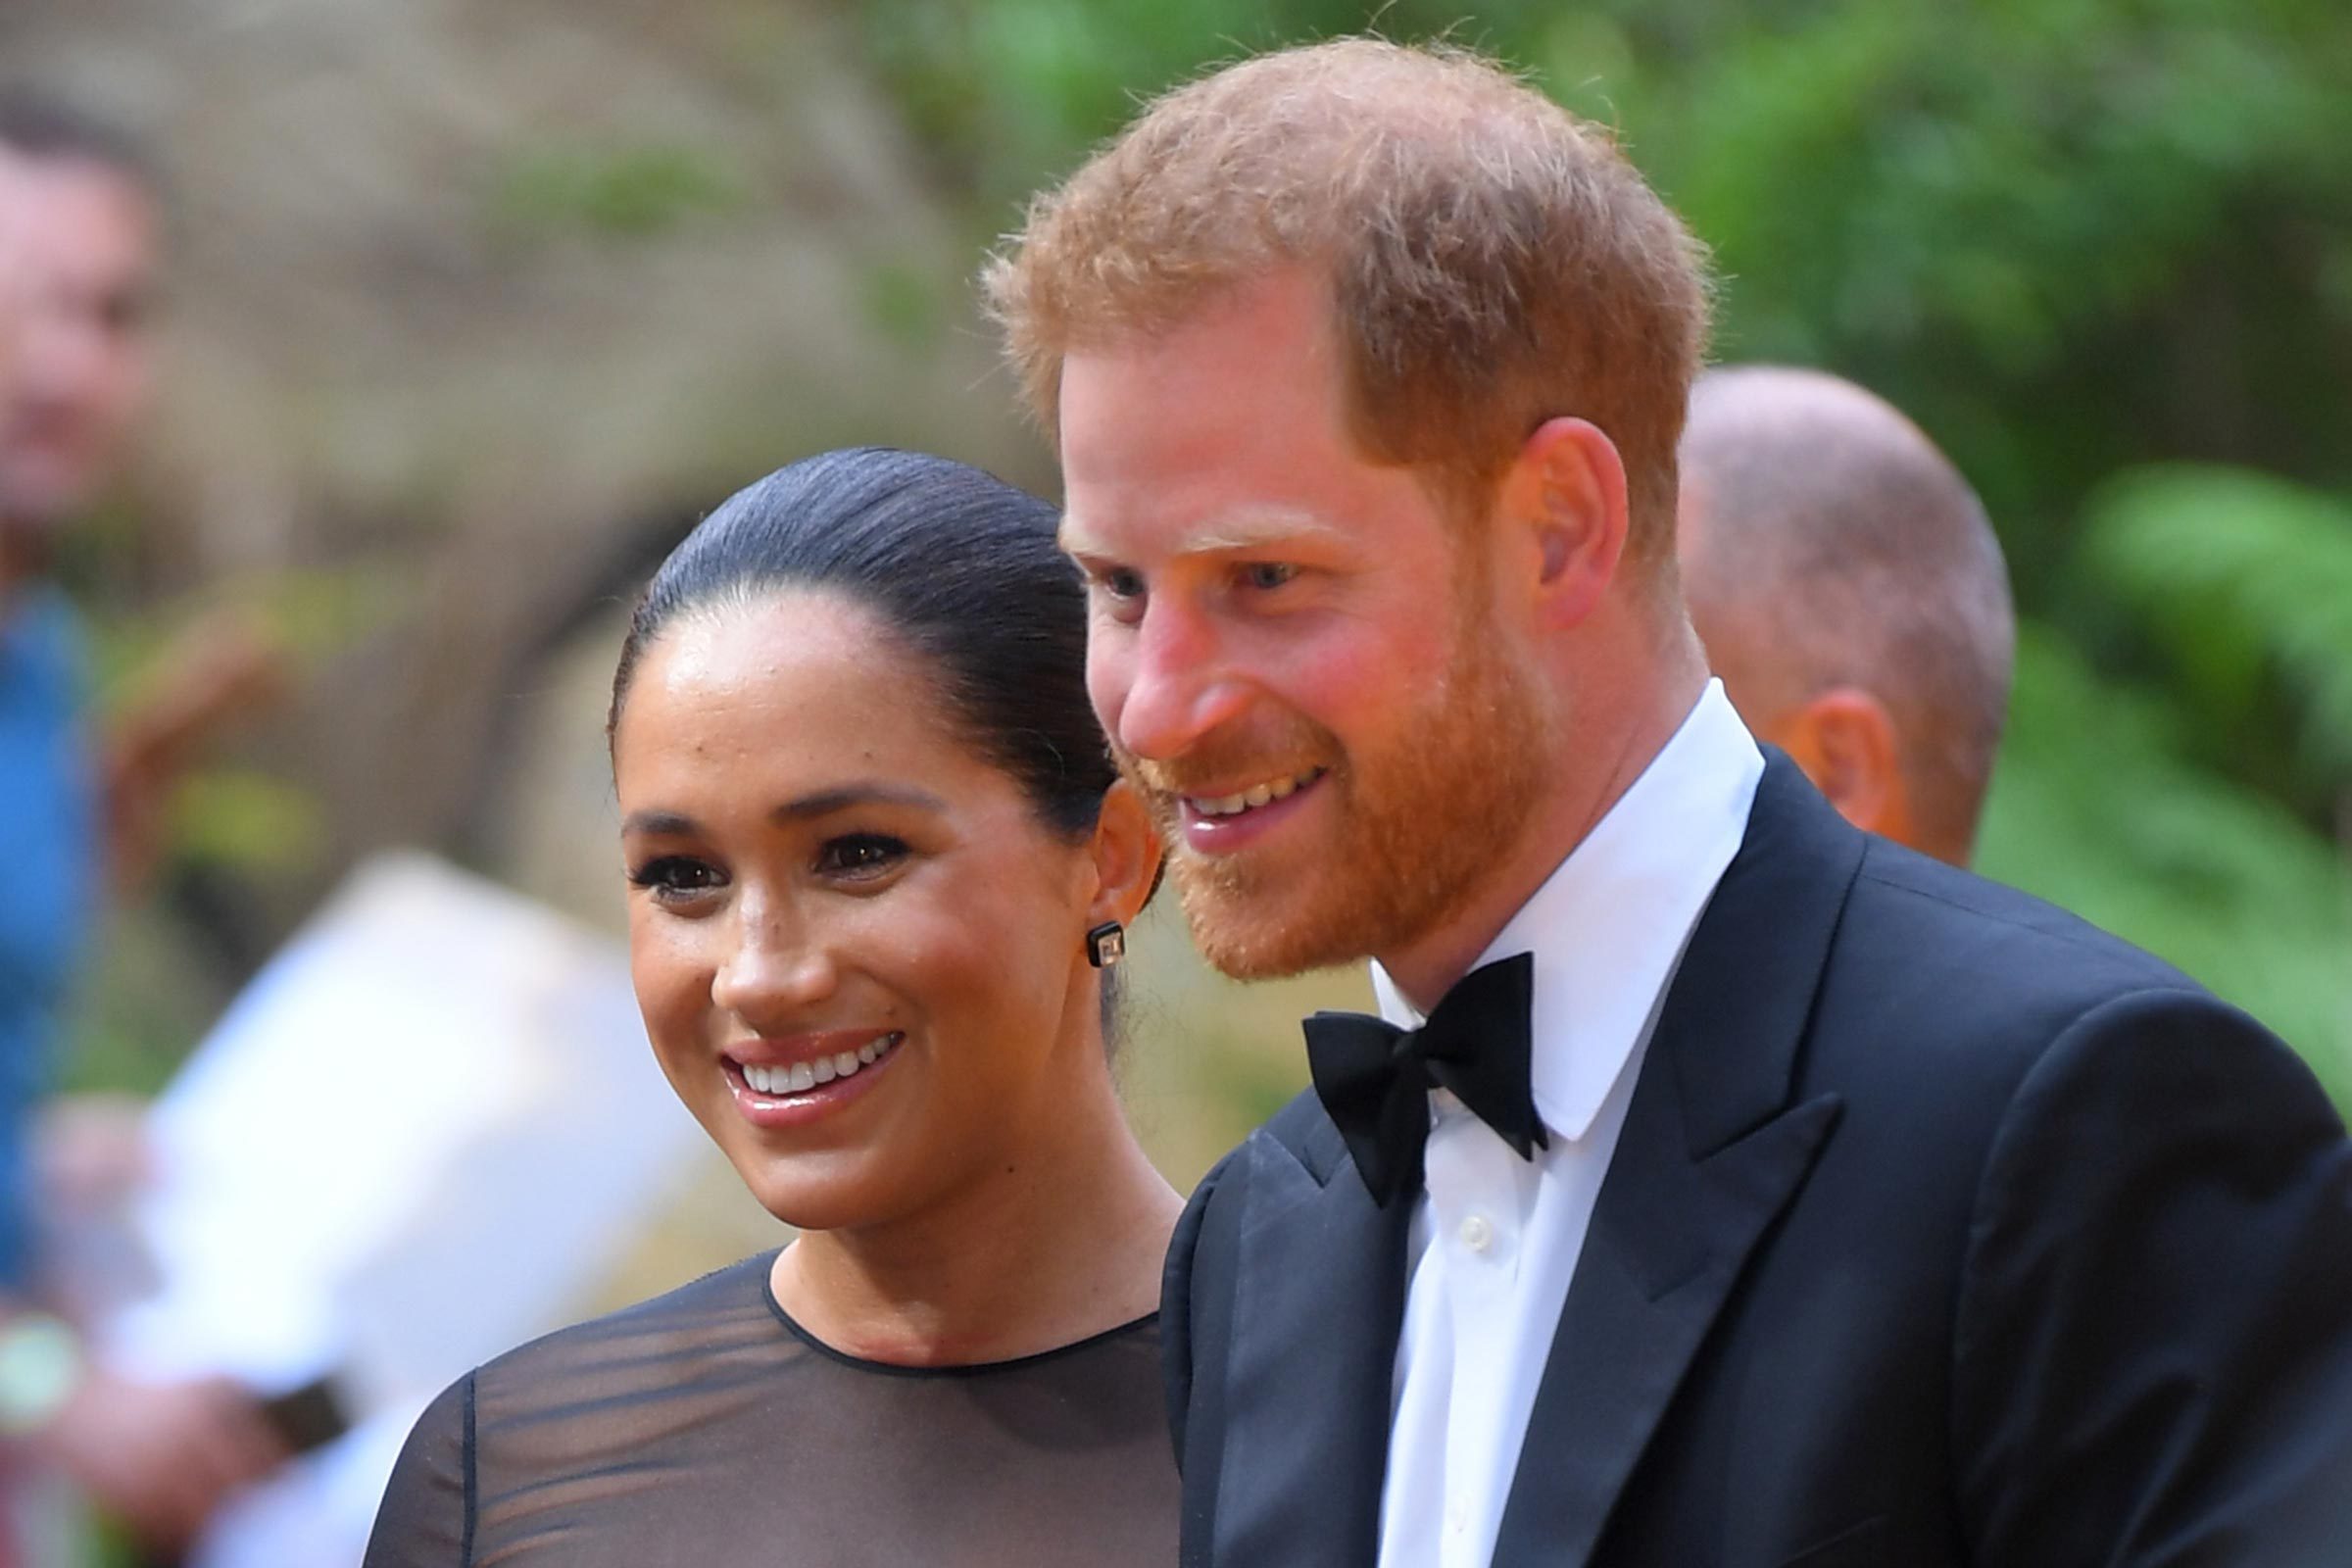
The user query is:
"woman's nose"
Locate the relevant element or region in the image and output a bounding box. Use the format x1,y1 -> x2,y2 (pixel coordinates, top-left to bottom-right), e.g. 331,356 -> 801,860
709,897 -> 839,1027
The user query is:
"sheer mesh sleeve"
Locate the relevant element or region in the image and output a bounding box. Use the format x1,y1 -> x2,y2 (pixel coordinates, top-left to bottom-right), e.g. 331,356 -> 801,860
364,1372 -> 472,1567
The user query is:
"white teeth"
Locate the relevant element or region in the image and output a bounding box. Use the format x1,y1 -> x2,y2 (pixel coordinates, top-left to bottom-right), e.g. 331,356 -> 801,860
744,1035 -> 899,1100
1188,769 -> 1319,817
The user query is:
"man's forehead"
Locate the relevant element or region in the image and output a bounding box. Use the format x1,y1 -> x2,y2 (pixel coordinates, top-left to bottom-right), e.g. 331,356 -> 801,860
1058,502 -> 1353,561
8,157 -> 155,253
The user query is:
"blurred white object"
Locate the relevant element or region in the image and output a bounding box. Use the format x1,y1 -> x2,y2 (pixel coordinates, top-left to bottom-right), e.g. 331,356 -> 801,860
97,852 -> 702,1568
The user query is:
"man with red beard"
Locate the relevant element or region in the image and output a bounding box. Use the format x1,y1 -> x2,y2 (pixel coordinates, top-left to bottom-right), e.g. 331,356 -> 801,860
987,37 -> 2352,1568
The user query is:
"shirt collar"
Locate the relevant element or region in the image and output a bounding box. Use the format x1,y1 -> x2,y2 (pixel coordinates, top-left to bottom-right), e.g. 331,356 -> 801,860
1369,679 -> 1764,1142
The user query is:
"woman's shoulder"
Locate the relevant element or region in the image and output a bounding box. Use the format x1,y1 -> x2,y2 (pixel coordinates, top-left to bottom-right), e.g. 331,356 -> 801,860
469,1251 -> 783,1405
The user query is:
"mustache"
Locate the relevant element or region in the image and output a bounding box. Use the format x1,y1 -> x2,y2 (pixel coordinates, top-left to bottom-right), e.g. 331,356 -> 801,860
1111,715 -> 1339,801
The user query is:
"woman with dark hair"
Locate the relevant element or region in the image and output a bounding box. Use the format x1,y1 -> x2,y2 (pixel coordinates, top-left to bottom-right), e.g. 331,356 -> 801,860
362,449 -> 1179,1565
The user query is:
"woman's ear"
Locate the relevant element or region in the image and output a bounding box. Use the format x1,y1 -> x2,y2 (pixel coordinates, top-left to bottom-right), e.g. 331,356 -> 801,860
1086,778 -> 1164,929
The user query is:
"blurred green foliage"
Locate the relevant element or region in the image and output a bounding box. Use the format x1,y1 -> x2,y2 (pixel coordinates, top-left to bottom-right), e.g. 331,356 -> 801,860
857,0 -> 2352,1098
66,564 -> 394,1089
490,141 -> 745,238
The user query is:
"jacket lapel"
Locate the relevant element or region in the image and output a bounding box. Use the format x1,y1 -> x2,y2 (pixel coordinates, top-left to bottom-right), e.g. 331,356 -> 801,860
1491,754 -> 1865,1568
1213,1113 -> 1412,1568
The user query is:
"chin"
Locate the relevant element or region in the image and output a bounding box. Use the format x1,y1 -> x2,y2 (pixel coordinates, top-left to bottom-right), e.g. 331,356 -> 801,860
733,1152 -> 903,1235
1185,883 -> 1364,981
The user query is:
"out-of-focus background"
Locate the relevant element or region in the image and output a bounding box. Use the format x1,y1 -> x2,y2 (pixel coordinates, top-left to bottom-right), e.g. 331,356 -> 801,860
2,0 -> 2348,1557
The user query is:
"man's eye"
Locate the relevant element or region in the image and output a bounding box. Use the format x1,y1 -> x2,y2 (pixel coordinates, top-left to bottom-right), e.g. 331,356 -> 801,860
628,857 -> 725,903
1091,567 -> 1148,625
1241,562 -> 1298,591
816,833 -> 909,879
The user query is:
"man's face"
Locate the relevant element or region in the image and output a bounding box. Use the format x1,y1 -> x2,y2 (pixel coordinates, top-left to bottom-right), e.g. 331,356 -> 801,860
0,167 -> 23,403
0,154 -> 158,531
1058,268 -> 1552,980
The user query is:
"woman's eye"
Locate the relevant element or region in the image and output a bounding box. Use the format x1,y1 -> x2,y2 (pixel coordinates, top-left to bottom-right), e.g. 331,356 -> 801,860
816,833 -> 909,880
628,857 -> 725,904
1241,562 -> 1298,592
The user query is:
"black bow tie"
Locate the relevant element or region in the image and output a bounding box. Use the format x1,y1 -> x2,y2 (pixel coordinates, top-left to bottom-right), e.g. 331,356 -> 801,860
1304,952 -> 1548,1207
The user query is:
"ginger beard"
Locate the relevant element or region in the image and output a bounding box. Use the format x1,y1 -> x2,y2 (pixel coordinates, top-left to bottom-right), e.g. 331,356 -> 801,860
1119,588 -> 1555,980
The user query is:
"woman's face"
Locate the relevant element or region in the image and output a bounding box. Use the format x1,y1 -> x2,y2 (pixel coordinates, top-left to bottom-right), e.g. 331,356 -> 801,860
613,590 -> 1108,1233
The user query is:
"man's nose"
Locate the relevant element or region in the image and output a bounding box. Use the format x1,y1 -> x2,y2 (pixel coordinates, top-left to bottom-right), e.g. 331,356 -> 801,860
1113,601 -> 1252,761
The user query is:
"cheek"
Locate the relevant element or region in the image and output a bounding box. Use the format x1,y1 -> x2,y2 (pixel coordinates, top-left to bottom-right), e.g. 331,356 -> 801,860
1085,636 -> 1133,738
880,888 -> 1056,1024
878,861 -> 1082,1061
101,353 -> 152,419
627,911 -> 713,1051
1264,616 -> 1441,740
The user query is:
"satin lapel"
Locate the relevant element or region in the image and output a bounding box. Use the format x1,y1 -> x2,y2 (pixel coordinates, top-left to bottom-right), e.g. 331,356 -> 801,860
1213,1115 -> 1413,1568
1491,754 -> 1866,1568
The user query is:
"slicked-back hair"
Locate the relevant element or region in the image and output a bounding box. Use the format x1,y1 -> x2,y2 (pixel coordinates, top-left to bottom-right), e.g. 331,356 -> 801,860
611,447 -> 1115,842
1681,368 -> 2015,854
984,37 -> 1712,568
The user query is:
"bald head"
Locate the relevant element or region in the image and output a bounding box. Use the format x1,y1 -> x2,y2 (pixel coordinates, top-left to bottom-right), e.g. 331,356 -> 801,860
1679,367 -> 2014,863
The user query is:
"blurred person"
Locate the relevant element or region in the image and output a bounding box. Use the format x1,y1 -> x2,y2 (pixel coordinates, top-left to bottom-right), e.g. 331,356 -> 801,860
1678,366 -> 2015,864
365,449 -> 1179,1566
989,35 -> 2352,1568
0,92 -> 287,1557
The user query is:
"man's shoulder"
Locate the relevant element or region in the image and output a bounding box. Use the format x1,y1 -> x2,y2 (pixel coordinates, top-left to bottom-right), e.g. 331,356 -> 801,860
1835,834 -> 2202,1023
1175,1090 -> 1344,1238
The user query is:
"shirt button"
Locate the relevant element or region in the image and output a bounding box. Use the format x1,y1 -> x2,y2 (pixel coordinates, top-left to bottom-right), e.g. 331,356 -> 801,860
1458,1214 -> 1494,1252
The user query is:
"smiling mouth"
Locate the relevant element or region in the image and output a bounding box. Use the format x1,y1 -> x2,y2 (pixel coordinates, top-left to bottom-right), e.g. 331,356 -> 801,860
732,1032 -> 905,1098
1182,767 -> 1326,819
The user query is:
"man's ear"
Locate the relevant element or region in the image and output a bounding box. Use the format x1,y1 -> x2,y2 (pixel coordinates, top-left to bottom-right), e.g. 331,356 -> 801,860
1493,416 -> 1630,630
1086,777 -> 1164,930
1773,687 -> 1913,845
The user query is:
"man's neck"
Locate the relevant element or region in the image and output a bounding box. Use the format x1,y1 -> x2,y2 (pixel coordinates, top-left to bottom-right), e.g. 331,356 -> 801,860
1376,644 -> 1710,1012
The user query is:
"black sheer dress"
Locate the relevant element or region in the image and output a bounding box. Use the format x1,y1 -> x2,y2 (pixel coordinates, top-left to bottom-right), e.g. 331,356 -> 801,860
362,1252 -> 1178,1566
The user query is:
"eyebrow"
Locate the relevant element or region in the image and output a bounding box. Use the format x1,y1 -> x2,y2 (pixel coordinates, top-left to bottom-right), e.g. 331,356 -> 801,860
1060,506 -> 1349,561
620,782 -> 947,838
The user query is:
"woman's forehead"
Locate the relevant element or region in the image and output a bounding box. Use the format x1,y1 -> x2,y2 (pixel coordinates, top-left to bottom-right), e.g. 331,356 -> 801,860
614,597 -> 968,795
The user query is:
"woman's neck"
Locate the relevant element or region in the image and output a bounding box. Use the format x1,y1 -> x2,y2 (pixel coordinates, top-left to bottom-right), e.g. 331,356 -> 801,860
769,1053 -> 1180,1367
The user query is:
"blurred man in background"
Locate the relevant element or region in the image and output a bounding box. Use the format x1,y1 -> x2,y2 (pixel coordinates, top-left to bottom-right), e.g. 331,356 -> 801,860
1677,365 -> 2015,865
0,91 -> 286,1559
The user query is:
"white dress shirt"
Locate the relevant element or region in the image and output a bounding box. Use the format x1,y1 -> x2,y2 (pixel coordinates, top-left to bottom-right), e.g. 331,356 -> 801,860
1371,681 -> 1763,1568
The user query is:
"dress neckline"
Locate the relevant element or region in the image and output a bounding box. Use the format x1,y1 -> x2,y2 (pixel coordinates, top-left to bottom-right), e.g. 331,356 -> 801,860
759,1254 -> 1156,1380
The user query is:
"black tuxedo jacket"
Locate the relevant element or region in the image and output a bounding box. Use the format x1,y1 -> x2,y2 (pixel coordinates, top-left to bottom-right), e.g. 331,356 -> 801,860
1163,755 -> 2352,1567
